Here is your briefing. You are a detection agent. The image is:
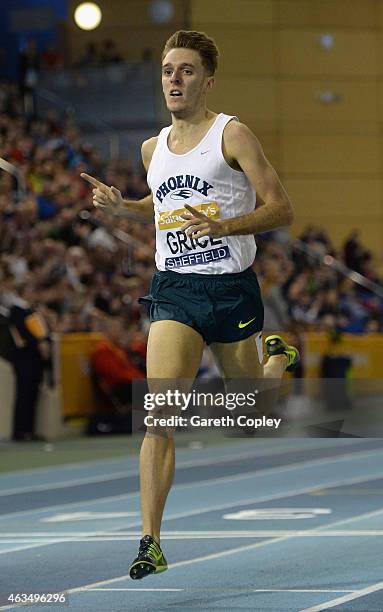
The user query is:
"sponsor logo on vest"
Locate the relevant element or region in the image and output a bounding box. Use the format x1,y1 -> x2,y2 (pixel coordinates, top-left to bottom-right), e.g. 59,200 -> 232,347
170,189 -> 193,201
158,202 -> 220,230
156,175 -> 214,204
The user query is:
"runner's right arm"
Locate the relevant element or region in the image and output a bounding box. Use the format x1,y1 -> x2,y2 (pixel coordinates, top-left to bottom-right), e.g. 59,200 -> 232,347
80,137 -> 157,222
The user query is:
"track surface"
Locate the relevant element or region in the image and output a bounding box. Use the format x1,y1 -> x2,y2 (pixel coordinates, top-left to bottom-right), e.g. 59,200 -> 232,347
1,437 -> 383,611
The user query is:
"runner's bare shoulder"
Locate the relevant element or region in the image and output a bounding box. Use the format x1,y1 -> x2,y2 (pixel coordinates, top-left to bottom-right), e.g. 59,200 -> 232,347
141,137 -> 158,172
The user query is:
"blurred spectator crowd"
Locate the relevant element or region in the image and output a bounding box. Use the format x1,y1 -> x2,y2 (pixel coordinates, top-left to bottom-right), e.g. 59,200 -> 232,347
19,38 -> 126,76
1,77 -> 383,439
0,79 -> 150,439
0,80 -> 153,339
257,228 -> 383,334
0,78 -> 382,348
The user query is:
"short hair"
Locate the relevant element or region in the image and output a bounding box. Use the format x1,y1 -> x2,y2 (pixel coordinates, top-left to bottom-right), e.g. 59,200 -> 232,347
162,30 -> 219,76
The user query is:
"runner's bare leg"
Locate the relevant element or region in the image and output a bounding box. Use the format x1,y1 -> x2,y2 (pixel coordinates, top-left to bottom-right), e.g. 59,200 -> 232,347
140,320 -> 204,545
211,334 -> 288,416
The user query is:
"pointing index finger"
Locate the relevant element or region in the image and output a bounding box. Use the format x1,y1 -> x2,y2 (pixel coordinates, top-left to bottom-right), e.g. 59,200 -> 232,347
184,204 -> 205,218
80,173 -> 108,191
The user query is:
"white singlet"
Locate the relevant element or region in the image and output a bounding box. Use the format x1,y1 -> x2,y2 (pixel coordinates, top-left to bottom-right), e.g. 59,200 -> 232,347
147,113 -> 257,274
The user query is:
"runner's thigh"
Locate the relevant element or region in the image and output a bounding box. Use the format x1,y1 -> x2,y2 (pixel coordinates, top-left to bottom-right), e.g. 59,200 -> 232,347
144,321 -> 204,435
146,320 -> 204,379
210,333 -> 264,379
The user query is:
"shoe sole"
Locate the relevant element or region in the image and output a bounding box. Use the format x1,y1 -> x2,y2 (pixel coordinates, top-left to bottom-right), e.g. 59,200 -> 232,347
129,560 -> 168,580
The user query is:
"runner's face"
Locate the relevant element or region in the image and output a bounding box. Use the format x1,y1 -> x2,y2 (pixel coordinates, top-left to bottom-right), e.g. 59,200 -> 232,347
162,48 -> 212,117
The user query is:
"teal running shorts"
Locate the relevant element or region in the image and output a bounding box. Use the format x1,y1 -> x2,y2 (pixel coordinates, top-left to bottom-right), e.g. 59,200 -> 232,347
138,267 -> 264,344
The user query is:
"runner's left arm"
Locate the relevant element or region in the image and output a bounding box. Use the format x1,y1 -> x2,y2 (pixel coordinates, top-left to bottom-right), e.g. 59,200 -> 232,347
180,121 -> 293,239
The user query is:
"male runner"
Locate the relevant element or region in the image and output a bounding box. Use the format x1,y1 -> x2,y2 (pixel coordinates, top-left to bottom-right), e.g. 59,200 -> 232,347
81,30 -> 299,580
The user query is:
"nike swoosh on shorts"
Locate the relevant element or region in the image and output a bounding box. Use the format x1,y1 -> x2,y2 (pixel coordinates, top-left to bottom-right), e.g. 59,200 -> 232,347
238,317 -> 256,329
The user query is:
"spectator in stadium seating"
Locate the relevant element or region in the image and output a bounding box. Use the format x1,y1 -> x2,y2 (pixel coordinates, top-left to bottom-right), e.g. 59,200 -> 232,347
256,241 -> 291,331
92,316 -> 145,410
343,230 -> 366,273
366,317 -> 382,333
300,225 -> 334,255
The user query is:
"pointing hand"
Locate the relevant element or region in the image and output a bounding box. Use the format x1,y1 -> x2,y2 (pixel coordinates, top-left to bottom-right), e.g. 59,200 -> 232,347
81,173 -> 123,213
180,204 -> 224,239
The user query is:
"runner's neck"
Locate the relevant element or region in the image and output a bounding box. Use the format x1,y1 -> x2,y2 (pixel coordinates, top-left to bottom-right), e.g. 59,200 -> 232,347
168,110 -> 218,154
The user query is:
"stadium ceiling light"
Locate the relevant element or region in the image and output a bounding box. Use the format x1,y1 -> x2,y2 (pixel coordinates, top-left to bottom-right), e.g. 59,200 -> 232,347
149,0 -> 174,24
74,2 -> 102,31
315,90 -> 342,104
318,33 -> 334,50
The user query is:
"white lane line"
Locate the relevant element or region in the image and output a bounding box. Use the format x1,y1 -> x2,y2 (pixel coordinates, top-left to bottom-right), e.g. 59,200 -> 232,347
36,540 -> 314,604
3,529 -> 383,540
7,525 -> 383,536
5,449 -> 383,520
0,541 -> 64,554
153,447 -> 383,493
0,438 -> 368,484
0,448 -> 320,496
1,438 -> 331,493
0,455 -> 130,479
0,452 -> 383,555
0,441 -> 370,496
0,471 -> 131,496
88,588 -> 353,593
0,493 -> 133,521
1,445 -> 382,522
253,589 -> 353,593
117,470 -> 383,533
2,464 -> 383,558
150,502 -> 383,572
300,579 -> 383,611
2,503 -> 383,610
88,588 -> 183,592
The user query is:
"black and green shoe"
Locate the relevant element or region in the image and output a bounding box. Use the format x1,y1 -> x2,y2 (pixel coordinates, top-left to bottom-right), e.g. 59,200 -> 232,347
129,535 -> 168,580
265,335 -> 300,372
